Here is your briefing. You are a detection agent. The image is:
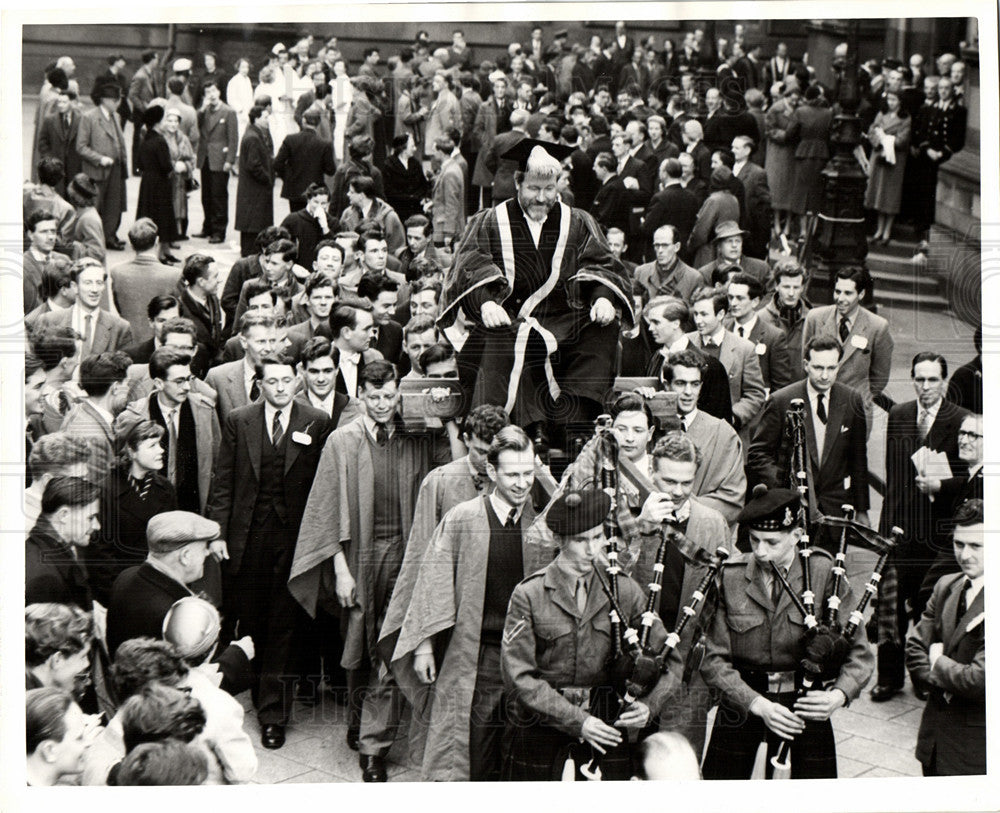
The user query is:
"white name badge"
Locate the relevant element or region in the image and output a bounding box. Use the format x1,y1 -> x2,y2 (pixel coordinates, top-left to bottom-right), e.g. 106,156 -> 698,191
292,431 -> 312,446
755,342 -> 767,355
851,335 -> 869,350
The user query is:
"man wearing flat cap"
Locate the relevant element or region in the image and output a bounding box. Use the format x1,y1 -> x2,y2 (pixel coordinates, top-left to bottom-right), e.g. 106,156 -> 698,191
106,512 -> 252,695
440,139 -> 634,451
76,79 -> 128,250
501,488 -> 682,781
700,485 -> 874,779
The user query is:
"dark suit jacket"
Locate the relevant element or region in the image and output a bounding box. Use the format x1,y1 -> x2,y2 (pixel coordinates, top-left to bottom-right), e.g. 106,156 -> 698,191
748,380 -> 869,517
733,160 -> 772,259
372,320 -> 403,366
205,400 -> 332,573
590,175 -> 630,234
906,573 -> 985,775
880,399 -> 969,546
723,315 -> 791,393
273,129 -> 337,202
618,155 -> 655,212
38,108 -> 82,181
26,518 -> 91,609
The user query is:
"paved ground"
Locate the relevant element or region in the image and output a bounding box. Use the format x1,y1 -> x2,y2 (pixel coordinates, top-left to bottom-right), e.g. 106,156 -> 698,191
23,97 -> 977,783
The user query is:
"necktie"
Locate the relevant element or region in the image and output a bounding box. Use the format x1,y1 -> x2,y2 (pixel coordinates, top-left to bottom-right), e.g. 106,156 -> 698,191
918,410 -> 932,442
737,326 -> 745,338
575,576 -> 588,614
472,473 -> 486,493
271,410 -> 284,446
249,376 -> 261,402
839,316 -> 850,343
956,578 -> 970,624
817,393 -> 828,424
771,568 -> 785,608
166,407 -> 178,482
375,423 -> 388,446
82,314 -> 93,355
505,508 -> 518,529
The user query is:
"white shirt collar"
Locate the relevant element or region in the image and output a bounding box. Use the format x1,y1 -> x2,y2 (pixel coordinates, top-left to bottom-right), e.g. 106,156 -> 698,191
489,490 -> 523,524
264,401 -> 292,430
705,326 -> 726,346
806,381 -> 831,404
680,407 -> 699,428
965,575 -> 984,603
308,390 -> 336,414
733,158 -> 747,175
734,312 -> 758,336
362,413 -> 395,441
243,358 -> 256,385
157,394 -> 180,420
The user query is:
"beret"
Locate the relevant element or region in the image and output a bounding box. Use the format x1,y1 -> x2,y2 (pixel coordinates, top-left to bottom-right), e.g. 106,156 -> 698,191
546,488 -> 611,537
737,484 -> 802,531
162,596 -> 220,660
146,510 -> 220,552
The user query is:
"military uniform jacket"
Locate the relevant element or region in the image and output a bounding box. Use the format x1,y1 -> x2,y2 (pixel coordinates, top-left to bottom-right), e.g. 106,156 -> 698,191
701,550 -> 874,714
501,557 -> 682,738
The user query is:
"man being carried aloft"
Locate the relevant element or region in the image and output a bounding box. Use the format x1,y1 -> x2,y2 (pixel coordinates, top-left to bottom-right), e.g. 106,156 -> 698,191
439,139 -> 634,450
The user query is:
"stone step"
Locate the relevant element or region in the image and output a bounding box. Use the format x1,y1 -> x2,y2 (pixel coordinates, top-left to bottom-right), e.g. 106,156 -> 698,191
873,287 -> 951,311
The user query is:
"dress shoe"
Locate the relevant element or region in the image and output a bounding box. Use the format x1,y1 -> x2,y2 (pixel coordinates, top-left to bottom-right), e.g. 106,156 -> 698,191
208,235 -> 225,244
261,724 -> 286,749
160,254 -> 181,264
108,238 -> 126,251
360,754 -> 387,782
193,231 -> 210,239
869,684 -> 900,702
346,727 -> 360,751
177,234 -> 190,241
913,683 -> 929,701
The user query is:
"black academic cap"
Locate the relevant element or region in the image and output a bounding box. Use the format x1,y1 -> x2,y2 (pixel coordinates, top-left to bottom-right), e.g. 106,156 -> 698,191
500,137 -> 575,170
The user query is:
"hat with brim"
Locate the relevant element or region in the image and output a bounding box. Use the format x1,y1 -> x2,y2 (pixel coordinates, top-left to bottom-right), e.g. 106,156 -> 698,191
172,57 -> 193,73
712,219 -> 747,242
68,173 -> 99,202
546,488 -> 611,537
146,510 -> 221,553
92,79 -> 121,102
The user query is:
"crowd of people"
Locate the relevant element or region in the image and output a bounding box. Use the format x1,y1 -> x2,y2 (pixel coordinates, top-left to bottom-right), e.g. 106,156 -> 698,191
22,21 -> 983,786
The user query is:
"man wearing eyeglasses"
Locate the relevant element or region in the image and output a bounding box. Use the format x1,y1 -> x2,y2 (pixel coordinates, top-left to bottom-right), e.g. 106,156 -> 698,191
871,352 -> 970,703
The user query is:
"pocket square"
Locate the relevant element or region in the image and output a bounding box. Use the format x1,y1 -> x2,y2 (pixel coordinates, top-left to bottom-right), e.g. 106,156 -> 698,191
840,425 -> 849,433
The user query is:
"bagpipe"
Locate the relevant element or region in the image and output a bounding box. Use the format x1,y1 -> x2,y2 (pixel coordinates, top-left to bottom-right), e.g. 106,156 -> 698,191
761,514 -> 903,780
565,416 -> 729,780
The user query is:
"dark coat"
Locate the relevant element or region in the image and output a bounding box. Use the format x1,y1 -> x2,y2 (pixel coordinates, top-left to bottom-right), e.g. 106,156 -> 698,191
733,160 -> 772,260
748,380 -> 870,520
382,154 -> 430,223
177,284 -> 224,363
136,129 -> 178,242
38,108 -> 82,186
235,124 -> 275,233
483,129 -> 528,202
106,561 -> 251,694
279,209 -> 331,269
880,399 -> 968,545
86,468 -> 178,607
372,319 -> 404,366
641,183 -> 699,248
273,128 -> 336,203
590,175 -> 630,233
26,518 -> 91,609
204,400 -> 332,574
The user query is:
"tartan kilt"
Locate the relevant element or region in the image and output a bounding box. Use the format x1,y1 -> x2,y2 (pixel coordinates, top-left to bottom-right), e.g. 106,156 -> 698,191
503,685 -> 638,781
